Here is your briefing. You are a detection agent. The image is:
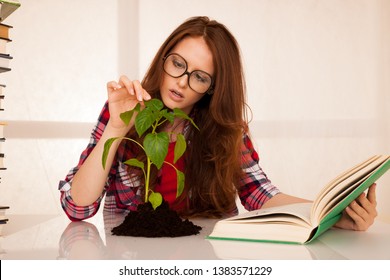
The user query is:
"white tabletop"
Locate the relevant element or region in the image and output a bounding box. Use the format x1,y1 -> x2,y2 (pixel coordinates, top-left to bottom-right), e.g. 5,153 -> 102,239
1,212 -> 390,260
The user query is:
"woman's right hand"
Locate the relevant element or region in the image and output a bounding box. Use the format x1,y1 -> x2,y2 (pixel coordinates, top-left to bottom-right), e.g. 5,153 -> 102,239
106,75 -> 151,132
71,76 -> 152,207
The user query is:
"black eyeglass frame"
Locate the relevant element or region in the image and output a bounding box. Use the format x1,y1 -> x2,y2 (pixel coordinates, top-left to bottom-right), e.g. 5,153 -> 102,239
162,53 -> 214,95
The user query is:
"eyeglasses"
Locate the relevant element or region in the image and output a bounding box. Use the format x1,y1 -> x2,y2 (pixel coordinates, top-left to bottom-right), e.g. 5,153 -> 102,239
163,53 -> 213,95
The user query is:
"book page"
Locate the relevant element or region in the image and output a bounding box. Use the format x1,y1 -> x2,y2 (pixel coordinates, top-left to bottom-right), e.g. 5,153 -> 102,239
225,202 -> 313,226
313,171 -> 370,221
224,214 -> 311,227
312,155 -> 379,211
317,173 -> 370,220
311,155 -> 389,224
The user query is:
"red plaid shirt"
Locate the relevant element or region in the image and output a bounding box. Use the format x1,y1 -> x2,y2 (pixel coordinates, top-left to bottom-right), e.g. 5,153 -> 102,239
59,102 -> 280,221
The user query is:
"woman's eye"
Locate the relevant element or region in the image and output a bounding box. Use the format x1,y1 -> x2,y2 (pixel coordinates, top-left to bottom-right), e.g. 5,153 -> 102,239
194,72 -> 209,83
172,59 -> 185,69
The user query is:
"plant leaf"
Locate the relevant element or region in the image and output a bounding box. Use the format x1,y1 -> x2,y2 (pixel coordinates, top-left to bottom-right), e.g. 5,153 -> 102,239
176,170 -> 185,198
135,107 -> 155,137
102,137 -> 119,168
173,108 -> 199,130
160,109 -> 175,124
120,103 -> 141,125
149,191 -> 163,210
123,158 -> 144,170
145,99 -> 164,112
174,133 -> 186,163
143,132 -> 169,169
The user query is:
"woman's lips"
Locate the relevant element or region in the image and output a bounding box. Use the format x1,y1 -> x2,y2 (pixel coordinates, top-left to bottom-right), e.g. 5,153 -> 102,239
169,89 -> 184,101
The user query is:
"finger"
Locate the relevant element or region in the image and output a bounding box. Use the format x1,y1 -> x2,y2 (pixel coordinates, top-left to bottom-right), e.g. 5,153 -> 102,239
348,198 -> 376,230
133,80 -> 145,101
142,88 -> 152,100
356,188 -> 377,217
349,199 -> 369,218
344,205 -> 368,231
107,81 -> 121,91
366,183 -> 377,204
356,199 -> 377,220
118,75 -> 135,96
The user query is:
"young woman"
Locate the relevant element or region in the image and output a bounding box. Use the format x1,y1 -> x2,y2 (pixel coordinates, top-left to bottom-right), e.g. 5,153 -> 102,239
59,16 -> 377,231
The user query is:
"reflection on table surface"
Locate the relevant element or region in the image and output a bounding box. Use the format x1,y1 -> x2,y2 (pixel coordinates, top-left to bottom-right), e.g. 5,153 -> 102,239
1,211 -> 390,260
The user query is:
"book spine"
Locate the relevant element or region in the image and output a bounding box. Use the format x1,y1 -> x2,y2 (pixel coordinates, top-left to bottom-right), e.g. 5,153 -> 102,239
305,214 -> 341,244
0,1 -> 18,231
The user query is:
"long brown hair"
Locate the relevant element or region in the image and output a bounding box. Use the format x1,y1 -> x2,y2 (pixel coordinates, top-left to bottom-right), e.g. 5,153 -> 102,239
131,16 -> 248,217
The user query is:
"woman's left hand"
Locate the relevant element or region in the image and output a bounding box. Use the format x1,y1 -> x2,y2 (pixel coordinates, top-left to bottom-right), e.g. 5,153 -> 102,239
334,183 -> 378,231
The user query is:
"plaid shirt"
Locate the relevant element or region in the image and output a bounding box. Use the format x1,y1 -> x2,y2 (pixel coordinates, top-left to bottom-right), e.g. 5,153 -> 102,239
58,102 -> 280,221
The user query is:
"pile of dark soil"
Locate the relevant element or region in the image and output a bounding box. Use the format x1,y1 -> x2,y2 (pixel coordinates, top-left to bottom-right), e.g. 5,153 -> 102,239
111,201 -> 202,237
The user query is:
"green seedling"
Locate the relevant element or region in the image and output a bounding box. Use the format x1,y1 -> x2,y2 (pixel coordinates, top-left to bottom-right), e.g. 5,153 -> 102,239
102,99 -> 198,209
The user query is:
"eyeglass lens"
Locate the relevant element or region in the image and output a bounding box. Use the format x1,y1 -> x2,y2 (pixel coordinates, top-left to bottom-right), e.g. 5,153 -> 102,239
163,53 -> 212,94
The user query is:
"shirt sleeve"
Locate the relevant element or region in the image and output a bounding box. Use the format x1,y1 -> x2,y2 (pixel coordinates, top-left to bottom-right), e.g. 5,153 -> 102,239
238,134 -> 280,211
58,102 -> 111,221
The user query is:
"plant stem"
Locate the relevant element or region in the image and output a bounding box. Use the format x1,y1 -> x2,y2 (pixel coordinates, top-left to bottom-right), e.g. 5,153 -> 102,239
144,121 -> 158,203
145,157 -> 152,203
122,137 -> 145,152
163,160 -> 178,171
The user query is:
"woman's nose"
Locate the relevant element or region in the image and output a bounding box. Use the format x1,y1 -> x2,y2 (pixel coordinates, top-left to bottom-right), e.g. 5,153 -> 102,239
177,73 -> 189,89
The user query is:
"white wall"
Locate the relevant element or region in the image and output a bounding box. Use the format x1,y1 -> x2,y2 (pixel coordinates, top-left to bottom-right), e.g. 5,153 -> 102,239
1,0 -> 389,220
0,0 -> 129,215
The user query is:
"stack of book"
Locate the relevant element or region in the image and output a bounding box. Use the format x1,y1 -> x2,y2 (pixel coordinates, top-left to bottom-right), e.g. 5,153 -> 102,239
0,0 -> 20,234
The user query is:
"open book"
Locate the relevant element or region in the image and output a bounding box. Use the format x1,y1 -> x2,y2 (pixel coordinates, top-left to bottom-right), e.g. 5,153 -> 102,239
208,155 -> 390,244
